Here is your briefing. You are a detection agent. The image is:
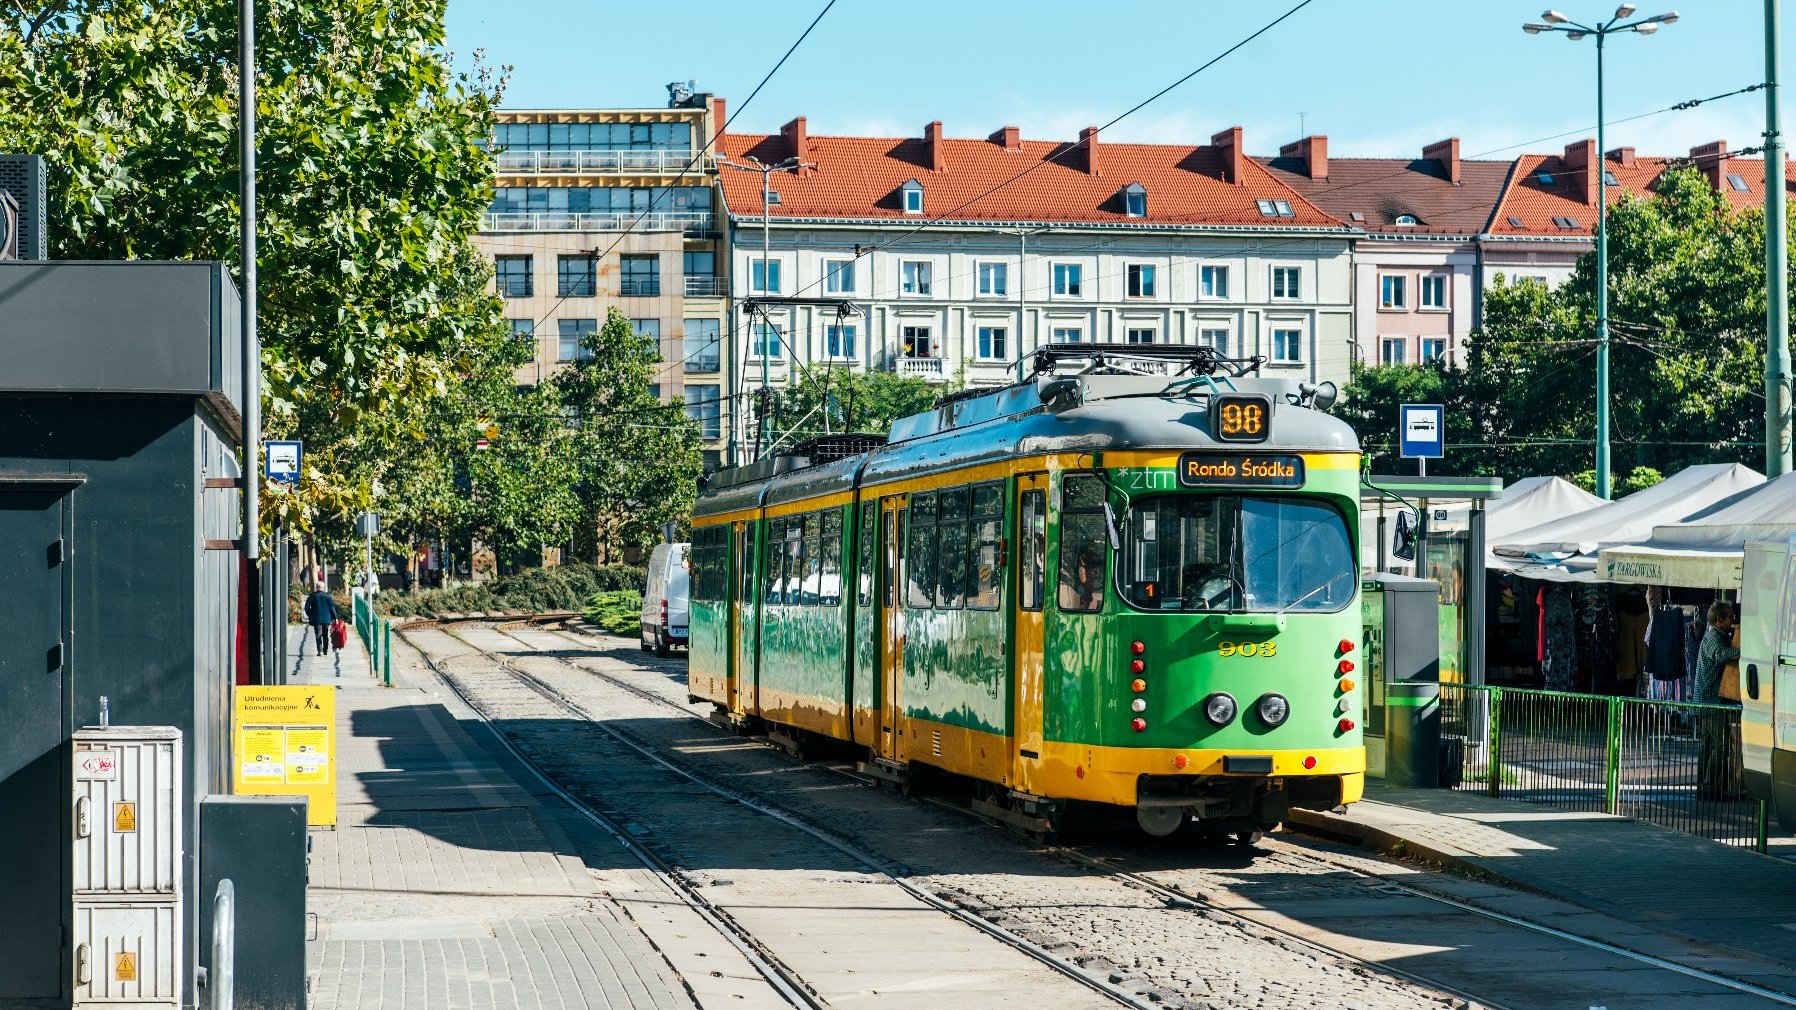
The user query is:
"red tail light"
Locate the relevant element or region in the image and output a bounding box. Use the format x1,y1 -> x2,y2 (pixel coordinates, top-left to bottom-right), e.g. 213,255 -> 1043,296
1338,659 -> 1355,674
660,599 -> 668,625
1339,639 -> 1355,654
1338,718 -> 1356,733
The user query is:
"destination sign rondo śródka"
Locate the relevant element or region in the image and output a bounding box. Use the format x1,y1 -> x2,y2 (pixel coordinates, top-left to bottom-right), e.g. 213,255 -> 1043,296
1176,452 -> 1305,489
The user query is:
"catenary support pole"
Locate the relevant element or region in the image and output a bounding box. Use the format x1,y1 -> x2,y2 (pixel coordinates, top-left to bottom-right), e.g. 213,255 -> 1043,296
1767,0 -> 1792,475
239,0 -> 262,675
1594,30 -> 1612,500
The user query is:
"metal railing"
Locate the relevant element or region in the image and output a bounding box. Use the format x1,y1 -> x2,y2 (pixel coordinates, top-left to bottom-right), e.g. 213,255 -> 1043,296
684,275 -> 725,297
1439,683 -> 1769,851
494,148 -> 709,176
894,357 -> 947,382
481,211 -> 713,235
618,278 -> 661,297
352,592 -> 394,687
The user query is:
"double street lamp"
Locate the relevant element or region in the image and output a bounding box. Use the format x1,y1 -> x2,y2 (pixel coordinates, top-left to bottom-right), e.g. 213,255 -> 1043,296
1523,6 -> 1678,500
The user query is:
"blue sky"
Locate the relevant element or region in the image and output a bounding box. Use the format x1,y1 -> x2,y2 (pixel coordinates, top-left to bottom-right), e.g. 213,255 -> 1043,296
445,1 -> 1782,160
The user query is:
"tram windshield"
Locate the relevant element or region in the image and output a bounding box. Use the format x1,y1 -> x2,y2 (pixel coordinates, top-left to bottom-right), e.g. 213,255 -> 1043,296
1120,496 -> 1354,613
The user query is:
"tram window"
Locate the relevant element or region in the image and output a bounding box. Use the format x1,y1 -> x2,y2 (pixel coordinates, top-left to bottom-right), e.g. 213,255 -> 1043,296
969,482 -> 1004,609
803,514 -> 822,605
790,515 -> 811,606
821,508 -> 843,607
1117,495 -> 1353,613
885,508 -> 899,607
937,487 -> 968,609
1019,489 -> 1046,612
907,493 -> 937,609
739,526 -> 754,604
858,504 -> 876,607
1059,474 -> 1108,613
765,518 -> 786,605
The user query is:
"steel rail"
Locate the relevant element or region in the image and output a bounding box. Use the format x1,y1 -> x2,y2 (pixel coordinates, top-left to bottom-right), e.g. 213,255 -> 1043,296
521,618 -> 1796,1009
422,623 -> 1160,1010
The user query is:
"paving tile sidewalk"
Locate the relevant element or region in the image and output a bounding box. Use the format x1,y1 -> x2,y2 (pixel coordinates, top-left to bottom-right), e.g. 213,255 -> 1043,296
289,625 -> 706,1010
1290,780 -> 1796,971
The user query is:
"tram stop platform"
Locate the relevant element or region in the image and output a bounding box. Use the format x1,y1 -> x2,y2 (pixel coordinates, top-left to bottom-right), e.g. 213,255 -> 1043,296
1290,782 -> 1796,982
288,624 -> 782,1010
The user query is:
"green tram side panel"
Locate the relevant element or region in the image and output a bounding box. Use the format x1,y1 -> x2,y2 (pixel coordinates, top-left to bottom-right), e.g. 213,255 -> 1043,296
689,596 -> 730,695
759,600 -> 851,719
1041,463 -> 1363,753
901,606 -> 1009,738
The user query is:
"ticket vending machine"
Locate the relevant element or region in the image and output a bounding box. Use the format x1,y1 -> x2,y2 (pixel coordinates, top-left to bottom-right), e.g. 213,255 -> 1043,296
72,726 -> 182,1008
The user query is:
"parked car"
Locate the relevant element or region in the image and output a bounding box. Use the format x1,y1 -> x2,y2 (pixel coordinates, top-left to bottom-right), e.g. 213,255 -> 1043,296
641,542 -> 690,657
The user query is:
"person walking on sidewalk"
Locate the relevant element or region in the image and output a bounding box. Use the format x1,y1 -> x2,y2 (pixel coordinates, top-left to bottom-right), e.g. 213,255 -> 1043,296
1694,601 -> 1740,800
303,584 -> 339,657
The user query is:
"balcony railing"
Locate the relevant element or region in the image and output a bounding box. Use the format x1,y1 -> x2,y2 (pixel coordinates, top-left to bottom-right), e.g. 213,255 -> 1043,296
482,211 -> 714,235
618,278 -> 661,297
494,149 -> 710,176
684,276 -> 726,297
894,357 -> 947,383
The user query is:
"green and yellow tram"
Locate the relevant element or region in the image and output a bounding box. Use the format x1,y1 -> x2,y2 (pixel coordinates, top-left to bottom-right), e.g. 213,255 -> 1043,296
688,344 -> 1364,837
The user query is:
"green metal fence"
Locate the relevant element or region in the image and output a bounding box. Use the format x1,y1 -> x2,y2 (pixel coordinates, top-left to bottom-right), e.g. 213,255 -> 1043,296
351,592 -> 393,687
1438,684 -> 1770,852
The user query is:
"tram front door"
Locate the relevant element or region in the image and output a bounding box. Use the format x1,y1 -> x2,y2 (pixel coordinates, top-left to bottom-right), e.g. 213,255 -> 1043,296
1011,474 -> 1048,794
878,495 -> 906,761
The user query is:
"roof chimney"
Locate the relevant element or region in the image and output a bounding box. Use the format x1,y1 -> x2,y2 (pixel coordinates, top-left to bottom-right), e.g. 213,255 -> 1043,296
1607,145 -> 1636,168
780,116 -> 813,176
1079,126 -> 1101,176
992,125 -> 1021,151
1212,126 -> 1245,186
1690,140 -> 1729,190
1279,135 -> 1328,180
926,120 -> 947,173
1422,137 -> 1461,185
710,96 -> 727,144
1563,138 -> 1598,206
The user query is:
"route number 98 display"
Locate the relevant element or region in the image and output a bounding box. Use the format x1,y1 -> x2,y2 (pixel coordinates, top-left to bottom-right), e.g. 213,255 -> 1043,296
1213,394 -> 1271,443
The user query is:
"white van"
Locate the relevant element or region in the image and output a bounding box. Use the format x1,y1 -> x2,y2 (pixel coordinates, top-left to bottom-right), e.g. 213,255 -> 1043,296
641,542 -> 690,656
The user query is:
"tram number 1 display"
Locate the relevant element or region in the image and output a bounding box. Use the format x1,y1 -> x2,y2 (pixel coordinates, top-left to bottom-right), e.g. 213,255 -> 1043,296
1213,393 -> 1271,443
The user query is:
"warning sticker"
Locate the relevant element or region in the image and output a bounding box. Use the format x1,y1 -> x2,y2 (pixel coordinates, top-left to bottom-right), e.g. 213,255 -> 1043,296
284,726 -> 331,785
114,951 -> 136,982
112,802 -> 136,833
76,751 -> 118,781
239,726 -> 285,782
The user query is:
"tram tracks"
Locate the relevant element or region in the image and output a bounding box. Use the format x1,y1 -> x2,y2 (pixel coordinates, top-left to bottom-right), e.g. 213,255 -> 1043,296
482,617 -> 1796,1010
408,623 -> 1162,1010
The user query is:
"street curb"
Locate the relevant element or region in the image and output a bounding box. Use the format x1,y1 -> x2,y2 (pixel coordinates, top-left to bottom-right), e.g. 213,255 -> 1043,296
1284,806 -> 1534,892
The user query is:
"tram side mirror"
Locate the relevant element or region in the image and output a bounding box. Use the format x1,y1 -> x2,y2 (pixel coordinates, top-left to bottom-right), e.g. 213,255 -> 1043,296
1392,509 -> 1419,563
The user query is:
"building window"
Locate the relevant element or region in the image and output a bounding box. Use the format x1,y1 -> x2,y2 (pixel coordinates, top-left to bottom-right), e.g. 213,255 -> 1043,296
1421,337 -> 1447,362
901,179 -> 924,214
1125,326 -> 1157,344
1420,274 -> 1447,309
1052,263 -> 1082,296
1123,182 -> 1147,217
683,250 -> 716,277
1255,199 -> 1296,218
510,318 -> 535,342
1380,275 -> 1407,309
826,324 -> 857,359
620,254 -> 659,296
977,261 -> 1008,297
685,385 -> 721,439
901,324 -> 935,359
750,259 -> 781,294
1380,337 -> 1407,366
1271,327 -> 1304,363
1051,325 -> 1084,343
495,255 -> 533,297
1199,326 -> 1229,354
900,260 -> 932,296
976,325 -> 1008,361
1126,263 -> 1157,298
1394,214 -> 1419,226
751,321 -> 783,359
1200,265 -> 1229,299
684,318 -> 721,372
823,259 -> 856,294
557,255 -> 596,297
1272,266 -> 1301,300
557,318 -> 597,361
631,318 -> 660,353
1729,173 -> 1751,192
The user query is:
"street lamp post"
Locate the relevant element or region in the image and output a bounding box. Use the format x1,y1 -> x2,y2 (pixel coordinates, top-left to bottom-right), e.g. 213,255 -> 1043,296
1524,6 -> 1678,501
719,156 -> 813,460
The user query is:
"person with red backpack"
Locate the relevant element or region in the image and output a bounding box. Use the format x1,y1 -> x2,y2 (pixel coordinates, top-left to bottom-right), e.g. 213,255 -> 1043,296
303,583 -> 339,657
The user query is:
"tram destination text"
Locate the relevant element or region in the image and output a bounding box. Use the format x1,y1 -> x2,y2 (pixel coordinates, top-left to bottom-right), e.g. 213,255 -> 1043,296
1176,452 -> 1306,489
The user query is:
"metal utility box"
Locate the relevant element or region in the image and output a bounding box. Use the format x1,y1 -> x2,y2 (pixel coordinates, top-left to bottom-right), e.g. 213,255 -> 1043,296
1363,574 -> 1442,787
199,797 -> 308,1010
74,729 -> 183,895
0,260 -> 242,1009
73,902 -> 181,1006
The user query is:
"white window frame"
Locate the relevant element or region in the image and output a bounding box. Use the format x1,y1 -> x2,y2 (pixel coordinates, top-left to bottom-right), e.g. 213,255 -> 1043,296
1123,183 -> 1147,218
1051,262 -> 1083,298
1379,274 -> 1407,310
1126,263 -> 1157,299
1050,324 -> 1085,343
1200,264 -> 1229,300
825,323 -> 857,360
1124,324 -> 1158,345
1420,336 -> 1448,363
901,181 -> 924,214
1271,265 -> 1302,301
1380,336 -> 1408,366
1268,323 -> 1305,364
750,258 -> 781,295
976,260 -> 1009,297
1419,274 -> 1448,310
1198,323 -> 1231,355
900,323 -> 936,359
823,258 -> 856,295
975,324 -> 1009,362
900,259 -> 933,296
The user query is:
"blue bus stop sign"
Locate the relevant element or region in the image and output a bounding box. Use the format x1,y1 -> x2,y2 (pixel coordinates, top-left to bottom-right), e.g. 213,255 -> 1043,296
1399,404 -> 1444,459
265,440 -> 302,484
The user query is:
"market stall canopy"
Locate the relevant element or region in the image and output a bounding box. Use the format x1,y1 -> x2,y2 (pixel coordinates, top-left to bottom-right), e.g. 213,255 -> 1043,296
1477,476 -> 1605,545
1599,470 -> 1796,588
1492,463 -> 1764,564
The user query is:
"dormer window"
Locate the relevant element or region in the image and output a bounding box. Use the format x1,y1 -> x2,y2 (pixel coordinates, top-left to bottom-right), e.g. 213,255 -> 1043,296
901,179 -> 924,215
1394,214 -> 1419,226
1123,182 -> 1147,217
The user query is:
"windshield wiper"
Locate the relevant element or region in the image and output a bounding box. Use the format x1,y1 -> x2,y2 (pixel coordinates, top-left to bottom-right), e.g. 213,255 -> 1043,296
1278,570 -> 1353,614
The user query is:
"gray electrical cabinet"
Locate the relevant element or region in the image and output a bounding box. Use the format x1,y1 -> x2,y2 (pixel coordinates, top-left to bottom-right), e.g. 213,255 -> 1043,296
1362,574 -> 1442,788
198,797 -> 308,1010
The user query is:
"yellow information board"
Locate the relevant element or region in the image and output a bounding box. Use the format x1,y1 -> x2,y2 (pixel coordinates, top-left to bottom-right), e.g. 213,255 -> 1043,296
232,686 -> 336,826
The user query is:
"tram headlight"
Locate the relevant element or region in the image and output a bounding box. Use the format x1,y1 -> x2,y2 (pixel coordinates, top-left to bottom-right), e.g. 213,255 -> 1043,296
1256,693 -> 1290,728
1203,692 -> 1238,726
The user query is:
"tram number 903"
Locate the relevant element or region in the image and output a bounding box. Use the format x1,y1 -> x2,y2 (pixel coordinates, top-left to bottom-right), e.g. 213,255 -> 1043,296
1217,640 -> 1277,657
1213,394 -> 1271,443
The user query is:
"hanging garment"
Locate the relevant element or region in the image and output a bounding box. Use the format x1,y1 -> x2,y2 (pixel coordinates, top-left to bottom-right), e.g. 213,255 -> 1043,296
1542,588 -> 1577,691
1537,586 -> 1548,665
1646,606 -> 1687,680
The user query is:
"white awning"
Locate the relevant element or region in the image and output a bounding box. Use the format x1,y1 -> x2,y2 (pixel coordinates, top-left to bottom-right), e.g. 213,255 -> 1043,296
1596,471 -> 1796,588
1596,546 -> 1744,589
